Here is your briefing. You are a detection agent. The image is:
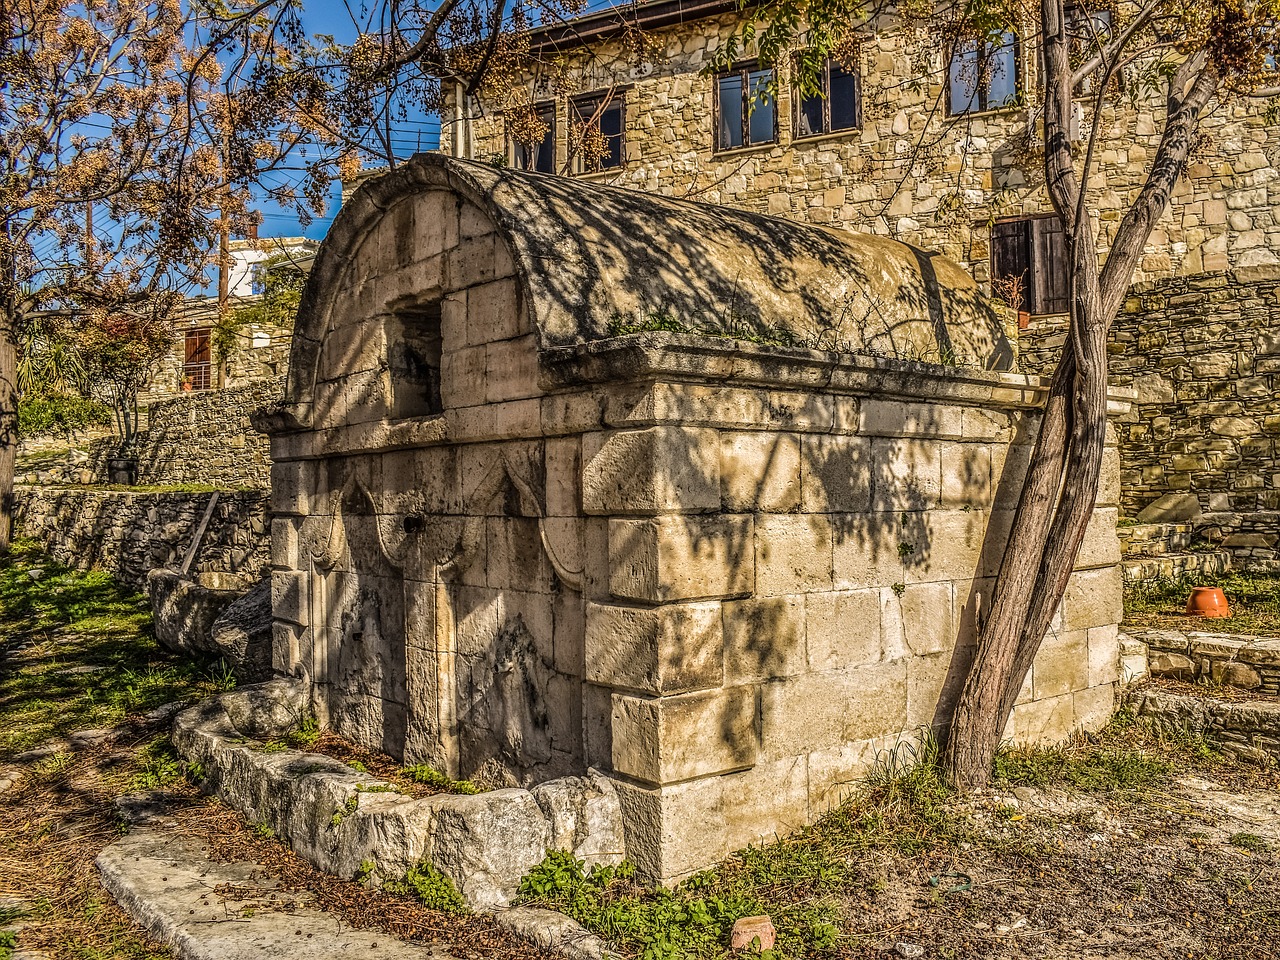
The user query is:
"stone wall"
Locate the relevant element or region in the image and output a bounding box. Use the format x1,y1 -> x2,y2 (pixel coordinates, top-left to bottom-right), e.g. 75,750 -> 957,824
17,379 -> 281,489
1130,686 -> 1280,766
1021,268 -> 1280,567
443,11 -> 1280,287
14,488 -> 270,590
138,379 -> 282,488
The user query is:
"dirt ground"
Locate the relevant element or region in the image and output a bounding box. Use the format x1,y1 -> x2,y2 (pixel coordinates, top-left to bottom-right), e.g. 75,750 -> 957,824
833,774 -> 1280,959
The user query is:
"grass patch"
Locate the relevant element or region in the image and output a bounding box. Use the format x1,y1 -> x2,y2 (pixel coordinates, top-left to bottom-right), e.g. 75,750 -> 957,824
0,539 -> 233,758
1125,571 -> 1280,636
994,710 -> 1228,795
516,737 -> 997,960
1230,832 -> 1272,853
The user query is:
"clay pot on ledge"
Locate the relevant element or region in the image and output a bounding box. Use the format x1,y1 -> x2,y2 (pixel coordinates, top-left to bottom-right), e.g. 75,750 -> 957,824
1185,586 -> 1230,618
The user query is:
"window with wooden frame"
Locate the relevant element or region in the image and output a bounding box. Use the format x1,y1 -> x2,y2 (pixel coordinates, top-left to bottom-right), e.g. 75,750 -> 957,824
990,216 -> 1069,316
183,327 -> 212,390
795,58 -> 862,139
948,32 -> 1019,115
716,62 -> 776,151
570,93 -> 625,174
508,102 -> 556,174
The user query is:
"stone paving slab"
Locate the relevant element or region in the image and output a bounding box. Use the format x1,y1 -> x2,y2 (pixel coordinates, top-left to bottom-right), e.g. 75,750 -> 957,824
96,822 -> 452,960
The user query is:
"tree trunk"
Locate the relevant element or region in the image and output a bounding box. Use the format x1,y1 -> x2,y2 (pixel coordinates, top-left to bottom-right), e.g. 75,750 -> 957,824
942,0 -> 1221,790
0,236 -> 17,555
942,0 -> 1111,789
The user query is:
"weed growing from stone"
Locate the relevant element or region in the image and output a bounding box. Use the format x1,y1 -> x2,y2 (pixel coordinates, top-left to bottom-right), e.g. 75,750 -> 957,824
384,862 -> 468,915
401,764 -> 482,795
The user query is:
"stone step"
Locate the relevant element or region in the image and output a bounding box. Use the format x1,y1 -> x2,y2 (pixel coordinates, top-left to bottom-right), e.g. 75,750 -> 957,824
1117,522 -> 1194,556
1129,685 -> 1280,765
1126,626 -> 1280,697
97,813 -> 611,960
1117,522 -> 1195,545
96,822 -> 447,960
1122,550 -> 1232,585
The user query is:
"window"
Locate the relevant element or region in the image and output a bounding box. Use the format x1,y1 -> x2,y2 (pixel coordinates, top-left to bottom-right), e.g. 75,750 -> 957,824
717,63 -> 776,151
571,93 -> 625,174
183,327 -> 212,390
948,32 -> 1019,115
1067,7 -> 1116,95
509,103 -> 556,174
990,216 -> 1069,315
795,59 -> 862,138
249,263 -> 266,296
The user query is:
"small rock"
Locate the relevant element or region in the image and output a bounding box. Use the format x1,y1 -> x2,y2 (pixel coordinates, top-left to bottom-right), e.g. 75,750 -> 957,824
69,728 -> 115,749
115,791 -> 172,826
1012,786 -> 1037,804
1149,652 -> 1195,680
893,943 -> 925,958
146,701 -> 189,724
26,568 -> 44,581
730,915 -> 777,952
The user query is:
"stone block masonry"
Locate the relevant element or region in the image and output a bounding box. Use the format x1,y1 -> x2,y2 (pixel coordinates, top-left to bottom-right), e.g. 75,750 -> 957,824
14,488 -> 270,591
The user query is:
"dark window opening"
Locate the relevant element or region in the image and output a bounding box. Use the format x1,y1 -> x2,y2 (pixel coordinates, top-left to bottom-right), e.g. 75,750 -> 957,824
510,103 -> 556,174
948,32 -> 1019,115
717,63 -> 776,151
796,58 -> 862,138
388,304 -> 443,418
183,327 -> 212,390
1067,7 -> 1117,96
571,94 -> 625,173
991,216 -> 1069,315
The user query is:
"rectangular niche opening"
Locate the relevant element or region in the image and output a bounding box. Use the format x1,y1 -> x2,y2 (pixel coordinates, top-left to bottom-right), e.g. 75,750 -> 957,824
388,303 -> 444,418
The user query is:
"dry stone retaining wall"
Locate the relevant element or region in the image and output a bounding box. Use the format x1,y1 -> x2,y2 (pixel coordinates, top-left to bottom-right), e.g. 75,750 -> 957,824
136,379 -> 281,488
14,488 -> 270,590
1130,686 -> 1280,766
17,380 -> 279,490
1021,267 -> 1280,570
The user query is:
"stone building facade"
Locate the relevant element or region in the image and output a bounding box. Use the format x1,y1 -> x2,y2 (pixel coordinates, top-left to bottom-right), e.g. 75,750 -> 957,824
262,153 -> 1127,882
435,1 -> 1280,533
440,1 -> 1280,292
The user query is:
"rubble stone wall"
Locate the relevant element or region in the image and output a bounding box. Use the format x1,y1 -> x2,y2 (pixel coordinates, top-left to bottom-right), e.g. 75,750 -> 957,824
1022,267 -> 1280,566
14,488 -> 270,590
138,379 -> 282,488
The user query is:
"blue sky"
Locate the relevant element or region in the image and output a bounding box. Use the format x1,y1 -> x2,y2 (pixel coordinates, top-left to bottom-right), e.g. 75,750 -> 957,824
251,1 -> 443,245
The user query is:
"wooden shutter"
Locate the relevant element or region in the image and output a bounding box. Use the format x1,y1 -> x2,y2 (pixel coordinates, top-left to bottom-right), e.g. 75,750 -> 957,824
1031,216 -> 1069,314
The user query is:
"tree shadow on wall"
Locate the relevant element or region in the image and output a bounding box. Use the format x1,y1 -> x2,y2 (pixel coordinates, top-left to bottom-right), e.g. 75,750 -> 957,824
479,164 -> 1015,370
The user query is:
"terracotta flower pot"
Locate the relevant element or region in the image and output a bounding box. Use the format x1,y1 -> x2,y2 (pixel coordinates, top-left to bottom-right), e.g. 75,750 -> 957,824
1186,586 -> 1231,618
